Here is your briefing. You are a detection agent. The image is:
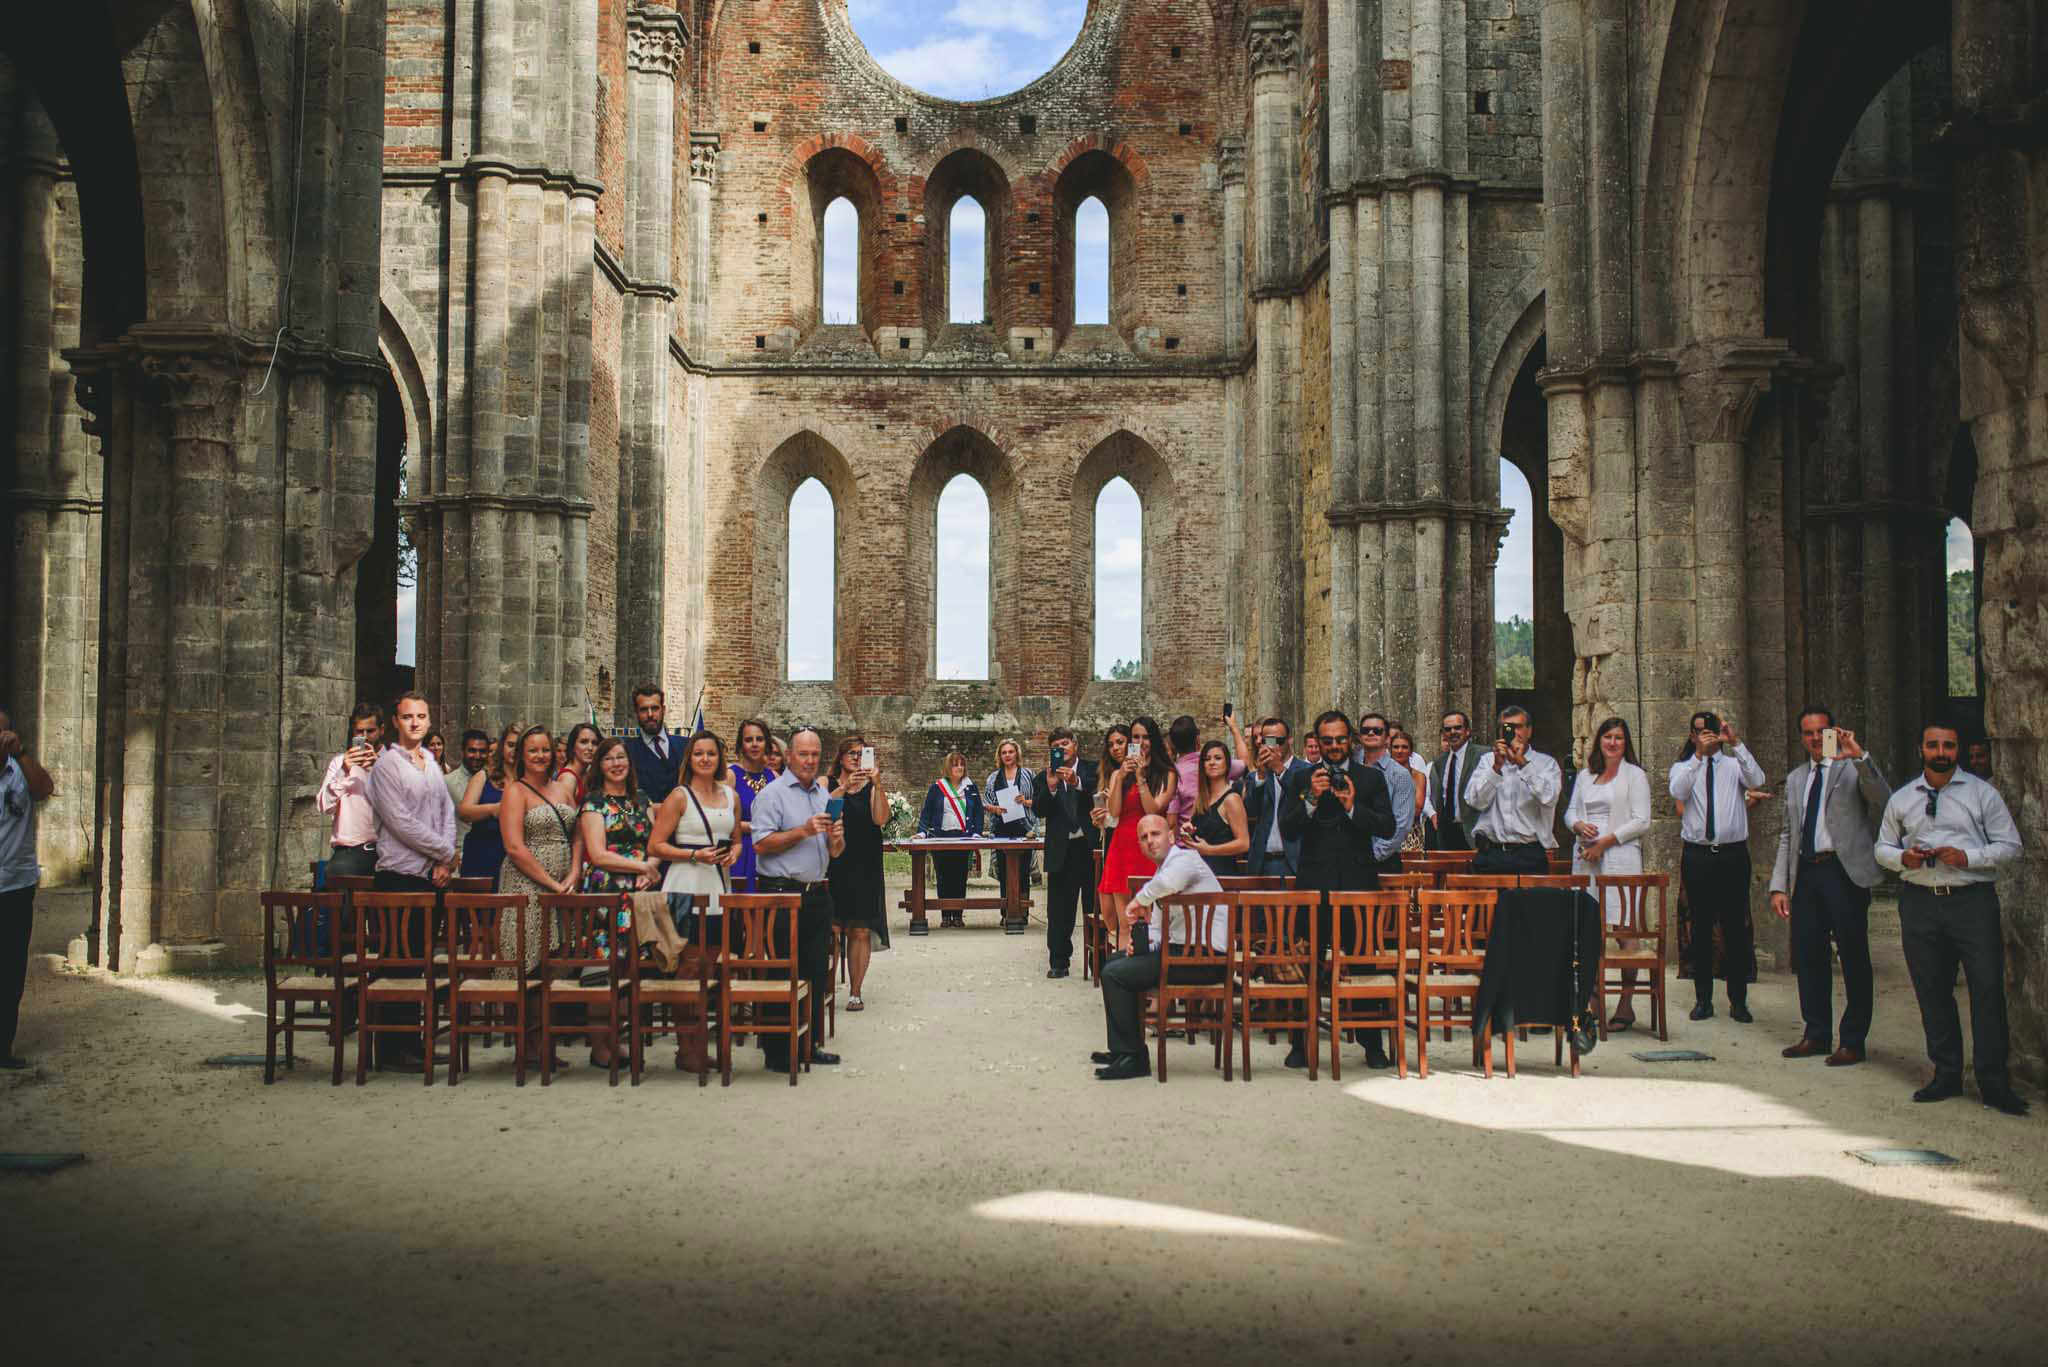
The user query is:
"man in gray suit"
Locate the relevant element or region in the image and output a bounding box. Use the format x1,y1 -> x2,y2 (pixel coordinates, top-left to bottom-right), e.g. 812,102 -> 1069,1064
1423,710 -> 1476,849
1769,707 -> 1892,1066
1243,716 -> 1308,877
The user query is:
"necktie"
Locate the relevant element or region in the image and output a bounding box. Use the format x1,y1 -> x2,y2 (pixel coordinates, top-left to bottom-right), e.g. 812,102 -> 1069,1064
1443,751 -> 1457,823
1704,755 -> 1717,843
1801,762 -> 1825,857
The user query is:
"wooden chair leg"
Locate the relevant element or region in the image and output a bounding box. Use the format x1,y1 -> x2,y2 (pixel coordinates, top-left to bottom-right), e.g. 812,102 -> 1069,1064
284,1001 -> 297,1071
1505,1025 -> 1516,1078
265,1003 -> 279,1085
1417,991 -> 1431,1078
630,993 -> 644,1086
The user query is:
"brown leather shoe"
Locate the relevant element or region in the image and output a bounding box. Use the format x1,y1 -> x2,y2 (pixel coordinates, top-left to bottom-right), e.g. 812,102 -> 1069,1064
1823,1046 -> 1865,1067
1781,1038 -> 1830,1059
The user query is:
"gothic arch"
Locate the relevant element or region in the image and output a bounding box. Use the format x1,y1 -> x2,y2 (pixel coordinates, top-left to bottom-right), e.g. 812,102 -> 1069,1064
751,431 -> 861,686
922,146 -> 1012,334
791,144 -> 885,338
1051,147 -> 1141,346
1475,282 -> 1546,484
1068,430 -> 1175,689
379,296 -> 434,489
905,426 -> 1021,685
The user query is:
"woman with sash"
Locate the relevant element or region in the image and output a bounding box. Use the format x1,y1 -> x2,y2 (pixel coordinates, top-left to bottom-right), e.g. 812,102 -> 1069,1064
728,718 -> 775,892
917,752 -> 984,927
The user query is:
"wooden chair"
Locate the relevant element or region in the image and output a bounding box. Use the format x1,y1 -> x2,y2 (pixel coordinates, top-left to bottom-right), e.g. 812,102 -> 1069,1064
1142,894 -> 1236,1082
1444,873 -> 1521,890
719,893 -> 811,1086
444,893 -> 536,1086
1377,872 -> 1434,893
1327,892 -> 1407,1081
1475,881 -> 1592,1079
538,893 -> 630,1087
261,890 -> 354,1085
821,924 -> 840,1038
1520,873 -> 1591,892
325,873 -> 373,894
628,896 -> 717,1087
1232,889 -> 1318,1081
1404,889 -> 1496,1077
350,891 -> 447,1085
1084,848 -> 1107,983
445,876 -> 496,894
1218,875 -> 1292,891
1597,873 -> 1671,1041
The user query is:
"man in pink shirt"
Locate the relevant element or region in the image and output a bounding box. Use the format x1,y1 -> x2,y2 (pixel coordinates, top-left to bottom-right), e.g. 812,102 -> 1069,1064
317,703 -> 385,881
1168,713 -> 1251,827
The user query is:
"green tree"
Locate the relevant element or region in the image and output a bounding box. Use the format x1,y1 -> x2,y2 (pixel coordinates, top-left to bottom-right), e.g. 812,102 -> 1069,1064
1495,615 -> 1534,689
1948,569 -> 1977,697
1109,657 -> 1141,681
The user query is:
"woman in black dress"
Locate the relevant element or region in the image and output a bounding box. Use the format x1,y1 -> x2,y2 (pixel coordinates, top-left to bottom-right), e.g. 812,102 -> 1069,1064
1184,739 -> 1251,876
828,735 -> 890,1009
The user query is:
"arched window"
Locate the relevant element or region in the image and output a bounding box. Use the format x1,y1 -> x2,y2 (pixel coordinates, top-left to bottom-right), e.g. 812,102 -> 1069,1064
935,474 -> 990,678
787,478 -> 835,680
1075,196 -> 1109,326
1094,477 -> 1142,679
821,197 -> 858,324
949,196 -> 986,324
1495,462 -> 1535,689
1947,515 -> 1977,698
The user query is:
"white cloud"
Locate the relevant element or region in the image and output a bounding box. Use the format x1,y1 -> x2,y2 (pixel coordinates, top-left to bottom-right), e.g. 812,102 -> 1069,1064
821,198 -> 859,323
1946,516 -> 1973,575
787,479 -> 835,679
396,585 -> 416,668
941,2 -> 1077,39
937,476 -> 990,678
950,197 -> 986,322
870,34 -> 1015,99
1098,535 -> 1140,572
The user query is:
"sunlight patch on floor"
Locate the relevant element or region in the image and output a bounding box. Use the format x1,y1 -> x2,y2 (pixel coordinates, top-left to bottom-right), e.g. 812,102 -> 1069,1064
973,1190 -> 1343,1244
93,970 -> 264,1026
1345,1075 -> 2048,1232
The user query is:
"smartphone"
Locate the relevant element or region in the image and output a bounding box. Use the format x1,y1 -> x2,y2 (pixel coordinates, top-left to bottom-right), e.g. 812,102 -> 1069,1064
1821,728 -> 1840,761
1051,745 -> 1068,770
1222,702 -> 1234,720
825,797 -> 844,820
859,745 -> 876,772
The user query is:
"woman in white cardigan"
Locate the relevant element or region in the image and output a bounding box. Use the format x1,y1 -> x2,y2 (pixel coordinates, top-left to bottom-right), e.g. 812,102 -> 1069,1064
1565,717 -> 1653,1028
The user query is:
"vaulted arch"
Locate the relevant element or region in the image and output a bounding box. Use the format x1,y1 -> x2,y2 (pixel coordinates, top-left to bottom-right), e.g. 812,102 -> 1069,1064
906,426 -> 1021,685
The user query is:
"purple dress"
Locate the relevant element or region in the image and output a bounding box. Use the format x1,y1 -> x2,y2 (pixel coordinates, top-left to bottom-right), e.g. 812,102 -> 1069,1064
729,764 -> 774,892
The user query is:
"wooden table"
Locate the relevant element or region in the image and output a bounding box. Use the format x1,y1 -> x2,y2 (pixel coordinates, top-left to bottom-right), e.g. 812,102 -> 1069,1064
886,838 -> 1045,935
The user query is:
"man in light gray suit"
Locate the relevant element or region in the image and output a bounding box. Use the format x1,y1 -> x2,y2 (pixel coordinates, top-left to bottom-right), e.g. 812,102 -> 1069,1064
1769,707 -> 1892,1066
1243,716 -> 1308,877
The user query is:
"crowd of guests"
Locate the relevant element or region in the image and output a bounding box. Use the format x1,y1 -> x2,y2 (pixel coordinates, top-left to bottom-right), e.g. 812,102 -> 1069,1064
312,686 -> 2027,1110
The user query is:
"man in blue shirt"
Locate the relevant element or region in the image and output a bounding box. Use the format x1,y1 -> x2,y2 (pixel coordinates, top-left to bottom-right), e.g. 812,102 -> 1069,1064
0,708 -> 56,1070
749,727 -> 846,1069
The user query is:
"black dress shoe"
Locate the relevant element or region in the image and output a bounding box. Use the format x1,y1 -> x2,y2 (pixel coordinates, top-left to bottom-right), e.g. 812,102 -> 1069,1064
1912,1075 -> 1964,1103
1363,1044 -> 1395,1070
1047,966 -> 1069,979
1095,1055 -> 1150,1081
1689,1001 -> 1714,1022
1729,1003 -> 1753,1024
1981,1086 -> 2032,1116
810,1050 -> 841,1066
1091,1051 -> 1118,1065
1283,1045 -> 1309,1070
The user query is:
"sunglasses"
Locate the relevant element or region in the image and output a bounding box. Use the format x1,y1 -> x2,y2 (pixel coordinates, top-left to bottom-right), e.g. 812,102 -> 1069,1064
1360,726 -> 1386,736
1317,734 -> 1351,746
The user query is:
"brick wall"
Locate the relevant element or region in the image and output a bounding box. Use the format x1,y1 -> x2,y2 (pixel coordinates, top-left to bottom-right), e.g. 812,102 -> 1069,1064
383,0 -> 447,168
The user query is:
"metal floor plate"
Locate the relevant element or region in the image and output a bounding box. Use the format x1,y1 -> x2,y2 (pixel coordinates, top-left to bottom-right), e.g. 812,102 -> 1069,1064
1849,1148 -> 1959,1167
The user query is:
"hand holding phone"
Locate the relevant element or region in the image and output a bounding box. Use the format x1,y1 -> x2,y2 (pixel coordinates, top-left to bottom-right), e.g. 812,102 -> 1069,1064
859,746 -> 876,773
1821,728 -> 1840,761
825,796 -> 845,821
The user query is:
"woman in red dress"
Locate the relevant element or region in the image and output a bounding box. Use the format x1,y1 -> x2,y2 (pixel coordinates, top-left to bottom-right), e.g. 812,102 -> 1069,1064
1096,715 -> 1176,956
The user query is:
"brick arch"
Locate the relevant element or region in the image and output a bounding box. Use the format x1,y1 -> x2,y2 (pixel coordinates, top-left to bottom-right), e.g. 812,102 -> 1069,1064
1068,430 -> 1176,687
922,145 -> 1015,334
751,429 -> 863,686
787,143 -> 888,337
1049,146 -> 1144,346
1041,133 -> 1152,190
905,425 -> 1023,685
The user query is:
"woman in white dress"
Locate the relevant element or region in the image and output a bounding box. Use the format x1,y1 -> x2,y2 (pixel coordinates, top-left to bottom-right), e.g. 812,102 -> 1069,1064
651,731 -> 742,955
1564,716 -> 1652,1029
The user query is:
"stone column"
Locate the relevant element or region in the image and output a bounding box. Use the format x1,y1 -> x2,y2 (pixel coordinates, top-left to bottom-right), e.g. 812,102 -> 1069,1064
3,95 -> 98,885
617,4 -> 685,697
1325,3 -> 1360,710
1218,135 -> 1247,706
1951,0 -> 2048,1081
1247,11 -> 1300,721
688,133 -> 718,352
422,0 -> 598,730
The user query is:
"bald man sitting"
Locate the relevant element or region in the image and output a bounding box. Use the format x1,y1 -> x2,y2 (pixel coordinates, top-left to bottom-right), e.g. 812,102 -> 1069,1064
1091,815 -> 1228,1081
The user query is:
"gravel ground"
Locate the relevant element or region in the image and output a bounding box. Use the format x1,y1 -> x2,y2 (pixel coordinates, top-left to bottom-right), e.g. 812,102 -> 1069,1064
2,882 -> 2042,1365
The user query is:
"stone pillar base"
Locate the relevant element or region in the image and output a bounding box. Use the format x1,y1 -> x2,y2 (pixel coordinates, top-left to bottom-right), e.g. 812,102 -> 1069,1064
132,941 -> 231,977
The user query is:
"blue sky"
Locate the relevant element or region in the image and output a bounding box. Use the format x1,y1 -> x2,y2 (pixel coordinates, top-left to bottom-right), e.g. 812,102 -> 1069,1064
847,1 -> 1087,101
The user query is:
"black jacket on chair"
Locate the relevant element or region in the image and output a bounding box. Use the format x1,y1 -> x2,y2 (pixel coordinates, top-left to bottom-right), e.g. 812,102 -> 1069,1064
1278,757 -> 1395,892
1032,758 -> 1099,876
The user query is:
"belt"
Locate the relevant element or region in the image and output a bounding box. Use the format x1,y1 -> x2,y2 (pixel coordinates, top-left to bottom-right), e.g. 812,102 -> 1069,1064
1684,839 -> 1747,852
1914,881 -> 1991,898
1800,850 -> 1838,865
331,841 -> 376,852
759,875 -> 830,892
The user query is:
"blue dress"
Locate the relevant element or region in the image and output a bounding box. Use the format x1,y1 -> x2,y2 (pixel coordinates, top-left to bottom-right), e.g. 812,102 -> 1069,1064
729,764 -> 774,892
459,778 -> 506,883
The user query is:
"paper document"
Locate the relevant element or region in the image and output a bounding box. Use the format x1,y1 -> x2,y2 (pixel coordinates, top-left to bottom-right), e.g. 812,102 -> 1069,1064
994,787 -> 1026,822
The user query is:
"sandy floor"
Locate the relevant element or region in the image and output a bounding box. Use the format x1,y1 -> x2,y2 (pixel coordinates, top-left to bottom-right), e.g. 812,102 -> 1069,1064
2,882 -> 2042,1365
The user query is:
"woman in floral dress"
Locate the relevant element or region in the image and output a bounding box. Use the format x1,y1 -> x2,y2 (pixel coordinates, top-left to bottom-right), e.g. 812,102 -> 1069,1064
576,737 -> 657,1065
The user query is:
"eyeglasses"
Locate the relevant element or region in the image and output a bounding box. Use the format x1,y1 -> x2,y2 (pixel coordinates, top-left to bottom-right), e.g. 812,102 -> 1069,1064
1360,726 -> 1386,736
1317,734 -> 1350,747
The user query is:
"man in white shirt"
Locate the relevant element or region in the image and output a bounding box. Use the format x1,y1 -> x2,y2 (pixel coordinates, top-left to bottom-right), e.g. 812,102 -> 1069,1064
1875,720 -> 2028,1115
0,709 -> 55,1070
1091,816 -> 1226,1081
1769,708 -> 1891,1066
1668,710 -> 1768,1022
1462,706 -> 1563,875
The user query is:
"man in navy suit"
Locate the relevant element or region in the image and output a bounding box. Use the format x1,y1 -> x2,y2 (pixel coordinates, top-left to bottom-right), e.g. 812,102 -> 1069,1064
623,683 -> 684,804
1242,716 -> 1308,877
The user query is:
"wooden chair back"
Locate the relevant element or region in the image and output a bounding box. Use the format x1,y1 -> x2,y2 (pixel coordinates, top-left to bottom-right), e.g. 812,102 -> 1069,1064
1218,875 -> 1292,891
1148,893 -> 1237,1082
1328,892 -> 1407,971
1377,872 -> 1434,893
1126,874 -> 1149,895
539,893 -> 628,978
350,892 -> 439,971
1445,873 -> 1521,891
1596,873 -> 1668,938
1520,873 -> 1591,892
1233,890 -> 1318,976
445,876 -> 496,895
326,873 -> 374,894
720,893 -> 803,976
1418,889 -> 1494,964
1153,894 -> 1235,972
444,894 -> 529,977
263,890 -> 346,982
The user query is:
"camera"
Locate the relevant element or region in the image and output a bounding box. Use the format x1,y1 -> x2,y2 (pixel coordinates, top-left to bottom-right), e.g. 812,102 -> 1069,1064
1323,759 -> 1350,788
1501,723 -> 1517,745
